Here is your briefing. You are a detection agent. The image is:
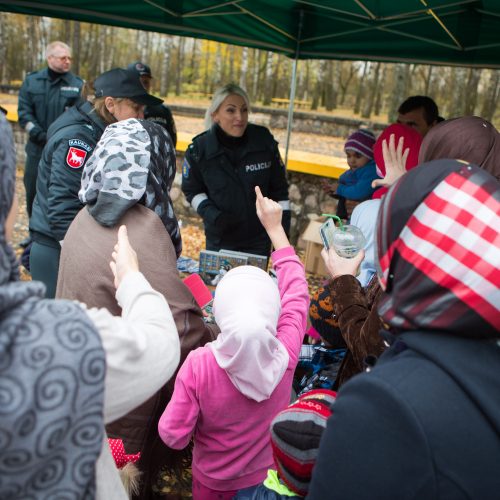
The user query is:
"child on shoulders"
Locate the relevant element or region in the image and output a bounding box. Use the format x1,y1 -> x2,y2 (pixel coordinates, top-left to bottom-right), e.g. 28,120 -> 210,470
158,186 -> 310,500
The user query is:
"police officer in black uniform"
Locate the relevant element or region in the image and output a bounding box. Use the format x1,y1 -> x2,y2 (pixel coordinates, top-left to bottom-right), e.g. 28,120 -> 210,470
127,61 -> 177,147
29,67 -> 163,298
18,41 -> 83,224
182,83 -> 290,256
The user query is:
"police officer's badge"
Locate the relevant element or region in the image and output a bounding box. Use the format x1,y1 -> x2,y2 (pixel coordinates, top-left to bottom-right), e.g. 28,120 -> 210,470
66,139 -> 92,169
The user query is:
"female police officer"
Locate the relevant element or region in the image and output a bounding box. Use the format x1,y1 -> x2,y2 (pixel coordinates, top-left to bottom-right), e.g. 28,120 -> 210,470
181,83 -> 290,256
29,67 -> 163,297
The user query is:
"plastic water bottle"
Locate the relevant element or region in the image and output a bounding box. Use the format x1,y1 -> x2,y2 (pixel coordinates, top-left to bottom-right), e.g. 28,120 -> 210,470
331,225 -> 366,258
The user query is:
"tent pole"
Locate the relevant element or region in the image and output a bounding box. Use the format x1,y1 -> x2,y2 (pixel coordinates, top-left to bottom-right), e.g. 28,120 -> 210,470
284,10 -> 304,168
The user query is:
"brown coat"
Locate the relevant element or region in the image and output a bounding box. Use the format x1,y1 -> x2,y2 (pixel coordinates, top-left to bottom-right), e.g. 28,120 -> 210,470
57,205 -> 218,499
329,274 -> 386,389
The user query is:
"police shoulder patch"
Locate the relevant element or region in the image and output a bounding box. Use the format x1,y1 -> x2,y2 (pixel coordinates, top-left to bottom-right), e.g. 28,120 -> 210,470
182,158 -> 190,179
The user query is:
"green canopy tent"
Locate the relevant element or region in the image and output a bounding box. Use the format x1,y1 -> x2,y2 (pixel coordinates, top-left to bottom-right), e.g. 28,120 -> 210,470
2,0 -> 499,160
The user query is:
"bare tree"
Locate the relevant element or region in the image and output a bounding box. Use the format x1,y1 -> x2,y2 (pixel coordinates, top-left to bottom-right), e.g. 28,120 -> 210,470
0,15 -> 7,83
480,70 -> 500,122
354,61 -> 369,114
72,21 -> 81,74
449,67 -> 468,117
239,46 -> 248,89
339,62 -> 356,106
362,62 -> 381,118
464,68 -> 482,115
263,51 -> 274,105
160,36 -> 172,96
388,64 -> 409,121
175,37 -> 185,95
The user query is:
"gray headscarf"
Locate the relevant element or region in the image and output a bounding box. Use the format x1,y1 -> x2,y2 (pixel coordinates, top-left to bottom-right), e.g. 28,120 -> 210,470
0,114 -> 106,499
79,118 -> 182,257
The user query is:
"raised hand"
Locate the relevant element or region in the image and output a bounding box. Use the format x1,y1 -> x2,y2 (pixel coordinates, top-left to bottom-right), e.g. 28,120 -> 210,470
321,247 -> 365,280
255,185 -> 289,250
372,133 -> 409,189
109,225 -> 139,289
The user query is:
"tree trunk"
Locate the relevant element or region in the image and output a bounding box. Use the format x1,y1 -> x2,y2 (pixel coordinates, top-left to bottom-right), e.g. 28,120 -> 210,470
203,41 -> 211,94
228,45 -> 235,82
71,21 -> 81,75
423,66 -> 433,95
388,64 -> 408,122
0,15 -> 7,83
64,19 -> 71,45
480,70 -> 500,122
354,61 -> 369,114
362,62 -> 381,118
263,51 -> 274,105
449,67 -> 467,117
324,61 -> 334,111
159,36 -> 172,96
239,46 -> 248,89
271,56 -> 282,99
339,62 -> 356,106
210,43 -> 222,93
175,37 -> 185,96
464,68 -> 482,115
186,39 -> 198,84
374,65 -> 386,116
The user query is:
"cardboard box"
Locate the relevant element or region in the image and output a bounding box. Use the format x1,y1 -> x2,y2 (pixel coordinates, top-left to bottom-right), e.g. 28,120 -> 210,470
301,219 -> 328,276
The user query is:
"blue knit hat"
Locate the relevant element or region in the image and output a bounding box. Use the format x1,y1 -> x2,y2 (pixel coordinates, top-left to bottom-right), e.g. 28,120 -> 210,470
344,129 -> 375,159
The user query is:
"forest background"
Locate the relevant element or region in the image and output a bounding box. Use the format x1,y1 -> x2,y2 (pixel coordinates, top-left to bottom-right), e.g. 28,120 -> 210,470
0,13 -> 498,127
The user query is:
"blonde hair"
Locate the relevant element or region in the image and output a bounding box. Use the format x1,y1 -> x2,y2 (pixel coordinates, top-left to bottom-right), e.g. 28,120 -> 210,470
45,41 -> 71,59
204,83 -> 250,130
93,97 -> 125,125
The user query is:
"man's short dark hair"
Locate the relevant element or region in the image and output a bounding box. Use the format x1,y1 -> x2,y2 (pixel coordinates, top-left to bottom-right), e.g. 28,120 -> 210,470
398,96 -> 439,125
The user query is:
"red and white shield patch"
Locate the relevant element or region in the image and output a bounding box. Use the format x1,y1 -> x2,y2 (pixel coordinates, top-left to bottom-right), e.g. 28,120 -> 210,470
66,147 -> 87,169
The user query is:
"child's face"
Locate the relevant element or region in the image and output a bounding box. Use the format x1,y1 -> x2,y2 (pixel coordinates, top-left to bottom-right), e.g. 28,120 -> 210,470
345,150 -> 370,170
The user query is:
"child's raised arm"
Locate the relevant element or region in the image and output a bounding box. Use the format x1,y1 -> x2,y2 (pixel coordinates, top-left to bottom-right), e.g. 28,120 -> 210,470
255,185 -> 289,250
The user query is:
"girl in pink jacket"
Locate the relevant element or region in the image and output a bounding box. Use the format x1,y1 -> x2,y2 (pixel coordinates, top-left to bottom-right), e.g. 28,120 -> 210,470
158,186 -> 309,500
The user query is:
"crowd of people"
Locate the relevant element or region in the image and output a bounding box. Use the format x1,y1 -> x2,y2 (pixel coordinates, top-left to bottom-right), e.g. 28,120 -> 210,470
0,38 -> 499,500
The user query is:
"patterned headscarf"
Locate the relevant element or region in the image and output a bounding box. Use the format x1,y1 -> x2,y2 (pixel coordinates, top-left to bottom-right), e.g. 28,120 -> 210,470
375,159 -> 500,337
0,115 -> 105,497
80,118 -> 182,257
419,116 -> 500,182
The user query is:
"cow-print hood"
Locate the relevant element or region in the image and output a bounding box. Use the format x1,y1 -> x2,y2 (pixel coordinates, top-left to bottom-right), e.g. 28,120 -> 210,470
79,118 -> 181,256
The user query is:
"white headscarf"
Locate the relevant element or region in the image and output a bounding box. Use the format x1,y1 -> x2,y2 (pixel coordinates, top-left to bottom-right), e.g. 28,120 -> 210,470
350,199 -> 381,287
209,266 -> 289,402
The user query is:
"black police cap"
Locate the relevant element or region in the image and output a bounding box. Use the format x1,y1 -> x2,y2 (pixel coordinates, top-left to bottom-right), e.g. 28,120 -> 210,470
94,68 -> 162,106
127,61 -> 153,78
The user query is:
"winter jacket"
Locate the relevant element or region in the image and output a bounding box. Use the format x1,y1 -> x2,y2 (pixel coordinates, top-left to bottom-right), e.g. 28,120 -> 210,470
308,332 -> 500,500
182,124 -> 290,254
329,275 -> 386,388
335,160 -> 379,201
30,101 -> 106,244
18,67 -> 83,148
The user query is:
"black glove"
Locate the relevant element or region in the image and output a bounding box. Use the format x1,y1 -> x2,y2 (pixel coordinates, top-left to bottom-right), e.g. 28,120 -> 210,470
215,213 -> 240,232
30,129 -> 47,146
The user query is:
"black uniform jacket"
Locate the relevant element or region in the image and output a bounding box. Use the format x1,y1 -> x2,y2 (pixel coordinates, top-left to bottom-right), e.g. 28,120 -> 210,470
18,67 -> 83,148
30,102 -> 106,244
182,123 -> 289,253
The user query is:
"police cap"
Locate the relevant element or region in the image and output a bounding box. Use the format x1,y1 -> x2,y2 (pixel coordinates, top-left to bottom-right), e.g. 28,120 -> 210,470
127,61 -> 152,78
94,68 -> 162,106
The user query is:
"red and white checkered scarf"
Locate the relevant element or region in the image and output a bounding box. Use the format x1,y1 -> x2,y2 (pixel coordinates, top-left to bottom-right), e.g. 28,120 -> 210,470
375,159 -> 500,337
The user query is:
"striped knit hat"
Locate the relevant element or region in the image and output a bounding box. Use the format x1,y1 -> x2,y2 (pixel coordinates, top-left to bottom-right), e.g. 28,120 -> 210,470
270,389 -> 336,497
344,129 -> 376,159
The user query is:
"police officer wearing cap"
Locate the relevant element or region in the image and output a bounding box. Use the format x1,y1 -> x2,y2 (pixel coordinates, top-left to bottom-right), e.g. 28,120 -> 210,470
18,41 -> 83,228
29,67 -> 163,298
182,83 -> 290,256
127,61 -> 177,147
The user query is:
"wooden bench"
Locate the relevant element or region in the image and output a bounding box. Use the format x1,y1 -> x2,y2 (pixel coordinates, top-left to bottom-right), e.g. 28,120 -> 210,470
2,107 -> 346,180
271,98 -> 312,109
177,132 -> 347,179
